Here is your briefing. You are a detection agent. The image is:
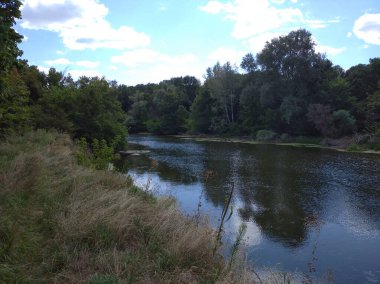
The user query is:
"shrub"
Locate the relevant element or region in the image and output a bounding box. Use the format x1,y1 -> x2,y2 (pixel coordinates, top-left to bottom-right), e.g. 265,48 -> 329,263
256,129 -> 277,141
77,138 -> 115,170
331,109 -> 356,137
346,144 -> 364,152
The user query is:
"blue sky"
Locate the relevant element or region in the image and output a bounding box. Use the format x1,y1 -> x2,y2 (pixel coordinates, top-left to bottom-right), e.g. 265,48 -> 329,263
17,0 -> 380,85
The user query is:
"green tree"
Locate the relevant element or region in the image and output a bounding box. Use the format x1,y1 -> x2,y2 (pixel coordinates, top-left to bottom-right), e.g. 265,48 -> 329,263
256,29 -> 334,134
241,53 -> 257,73
0,0 -> 23,75
190,89 -> 213,133
0,69 -> 30,136
331,109 -> 356,137
205,62 -> 240,126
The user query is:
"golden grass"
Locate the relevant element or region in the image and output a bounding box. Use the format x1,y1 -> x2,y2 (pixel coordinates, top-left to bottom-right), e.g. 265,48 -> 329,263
0,130 -> 257,283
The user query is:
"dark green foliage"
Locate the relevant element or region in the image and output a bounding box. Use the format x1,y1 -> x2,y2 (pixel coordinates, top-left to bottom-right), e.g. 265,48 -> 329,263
32,76 -> 127,147
0,0 -> 23,75
77,137 -> 115,170
0,69 -> 30,137
331,109 -> 356,137
256,129 -> 277,141
190,89 -> 213,133
241,53 -> 257,73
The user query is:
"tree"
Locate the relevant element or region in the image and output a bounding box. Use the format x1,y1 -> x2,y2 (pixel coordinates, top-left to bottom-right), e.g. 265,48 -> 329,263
0,0 -> 23,75
190,89 -> 213,133
205,62 -> 240,126
0,69 -> 30,136
241,53 -> 257,73
307,104 -> 333,137
255,29 -> 334,135
127,91 -> 149,133
331,109 -> 356,137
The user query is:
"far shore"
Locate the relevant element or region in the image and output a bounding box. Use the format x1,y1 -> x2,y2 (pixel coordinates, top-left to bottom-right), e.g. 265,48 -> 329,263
155,134 -> 380,155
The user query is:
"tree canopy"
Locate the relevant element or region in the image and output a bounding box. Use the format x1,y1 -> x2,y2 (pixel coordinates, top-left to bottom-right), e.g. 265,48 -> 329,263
1,7 -> 379,143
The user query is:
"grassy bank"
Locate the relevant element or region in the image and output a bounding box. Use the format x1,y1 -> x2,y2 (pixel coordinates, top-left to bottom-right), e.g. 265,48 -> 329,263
0,130 -> 254,283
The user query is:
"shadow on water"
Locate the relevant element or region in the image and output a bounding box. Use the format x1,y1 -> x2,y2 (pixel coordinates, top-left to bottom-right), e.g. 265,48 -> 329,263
116,135 -> 380,283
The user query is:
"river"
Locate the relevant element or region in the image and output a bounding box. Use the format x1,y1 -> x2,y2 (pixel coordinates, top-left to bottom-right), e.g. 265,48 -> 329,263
116,134 -> 380,283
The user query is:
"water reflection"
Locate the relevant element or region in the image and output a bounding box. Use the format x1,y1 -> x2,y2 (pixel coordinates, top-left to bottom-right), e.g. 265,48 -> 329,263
117,135 -> 380,283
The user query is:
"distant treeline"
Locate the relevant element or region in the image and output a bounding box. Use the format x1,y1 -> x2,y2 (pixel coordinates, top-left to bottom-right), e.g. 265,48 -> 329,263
121,30 -> 380,139
1,1 -> 379,145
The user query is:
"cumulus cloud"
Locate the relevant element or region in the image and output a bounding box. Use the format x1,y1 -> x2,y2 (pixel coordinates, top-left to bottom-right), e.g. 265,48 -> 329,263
45,58 -> 100,69
246,31 -> 283,53
200,0 -> 303,39
315,45 -> 346,56
200,0 -> 340,54
208,47 -> 246,65
76,60 -> 100,68
270,0 -> 286,4
353,13 -> 380,45
45,58 -> 73,65
111,49 -> 207,85
21,0 -> 150,50
67,69 -> 102,79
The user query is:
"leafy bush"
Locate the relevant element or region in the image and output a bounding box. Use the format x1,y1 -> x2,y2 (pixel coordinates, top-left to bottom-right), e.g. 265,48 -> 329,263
256,129 -> 277,141
77,138 -> 115,170
331,109 -> 356,137
145,119 -> 162,134
367,143 -> 380,151
346,144 -> 364,152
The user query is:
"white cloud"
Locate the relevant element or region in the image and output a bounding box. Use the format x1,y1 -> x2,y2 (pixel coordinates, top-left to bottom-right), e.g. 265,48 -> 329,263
347,32 -> 352,38
306,20 -> 327,29
108,65 -> 119,71
37,66 -> 50,73
208,47 -> 245,65
76,60 -> 100,68
21,0 -> 150,50
45,58 -> 100,69
111,49 -> 207,85
290,0 -> 298,3
245,31 -> 283,53
200,0 -> 340,54
270,0 -> 285,4
200,0 -> 303,39
353,13 -> 380,45
45,57 -> 73,65
199,0 -> 233,14
37,65 -> 102,79
67,69 -> 102,79
315,45 -> 346,56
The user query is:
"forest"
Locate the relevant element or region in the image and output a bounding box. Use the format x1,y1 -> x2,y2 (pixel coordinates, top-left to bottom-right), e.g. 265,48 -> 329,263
1,1 -> 380,149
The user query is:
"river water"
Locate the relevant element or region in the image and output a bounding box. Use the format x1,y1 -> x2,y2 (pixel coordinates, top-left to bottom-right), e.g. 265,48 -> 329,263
116,135 -> 380,283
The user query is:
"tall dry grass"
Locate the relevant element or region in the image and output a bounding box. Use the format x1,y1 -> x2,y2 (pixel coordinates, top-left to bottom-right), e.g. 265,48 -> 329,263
0,130 -> 257,283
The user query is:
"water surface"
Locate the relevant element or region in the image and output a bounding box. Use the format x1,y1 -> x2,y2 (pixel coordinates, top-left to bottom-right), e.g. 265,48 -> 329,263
116,135 -> 380,283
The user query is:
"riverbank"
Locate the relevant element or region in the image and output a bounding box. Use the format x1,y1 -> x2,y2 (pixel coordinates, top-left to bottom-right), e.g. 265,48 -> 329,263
170,134 -> 380,155
0,130 -> 254,283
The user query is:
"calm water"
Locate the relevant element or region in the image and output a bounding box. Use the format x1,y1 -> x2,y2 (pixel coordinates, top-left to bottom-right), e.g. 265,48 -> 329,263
116,135 -> 380,283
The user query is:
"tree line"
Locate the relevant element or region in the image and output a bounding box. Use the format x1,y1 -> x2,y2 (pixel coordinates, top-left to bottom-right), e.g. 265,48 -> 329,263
108,29 -> 380,140
1,1 -> 380,147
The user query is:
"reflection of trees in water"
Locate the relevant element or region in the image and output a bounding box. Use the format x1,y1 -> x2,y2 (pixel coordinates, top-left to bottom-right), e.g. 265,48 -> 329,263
121,136 -> 380,247
115,154 -> 198,184
202,143 -> 331,248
